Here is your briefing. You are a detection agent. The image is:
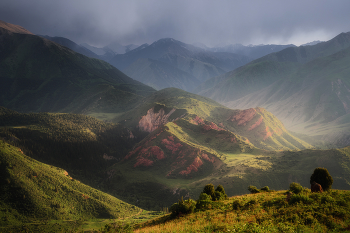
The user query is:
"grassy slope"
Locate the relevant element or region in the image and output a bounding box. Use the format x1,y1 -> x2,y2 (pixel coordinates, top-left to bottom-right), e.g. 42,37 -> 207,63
0,140 -> 141,226
0,107 -> 138,186
114,88 -> 311,151
0,26 -> 154,114
224,41 -> 350,147
134,189 -> 350,233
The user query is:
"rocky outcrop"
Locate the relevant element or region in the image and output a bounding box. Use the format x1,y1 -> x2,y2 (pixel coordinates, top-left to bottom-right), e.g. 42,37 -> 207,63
138,107 -> 176,132
228,108 -> 256,125
311,182 -> 323,193
191,116 -> 224,131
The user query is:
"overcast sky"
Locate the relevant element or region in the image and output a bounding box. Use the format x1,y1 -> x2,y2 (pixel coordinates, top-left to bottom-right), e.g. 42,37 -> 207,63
1,0 -> 350,47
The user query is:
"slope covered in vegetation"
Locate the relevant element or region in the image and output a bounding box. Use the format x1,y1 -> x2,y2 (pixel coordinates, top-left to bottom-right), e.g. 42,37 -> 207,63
0,107 -> 137,185
114,88 -> 312,151
0,140 -> 141,228
133,189 -> 350,232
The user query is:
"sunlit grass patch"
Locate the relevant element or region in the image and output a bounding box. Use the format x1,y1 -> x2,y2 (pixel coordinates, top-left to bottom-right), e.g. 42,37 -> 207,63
133,190 -> 350,233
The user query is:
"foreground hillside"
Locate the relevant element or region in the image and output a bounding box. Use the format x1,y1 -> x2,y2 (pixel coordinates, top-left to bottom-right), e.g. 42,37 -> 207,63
0,140 -> 141,230
133,189 -> 350,232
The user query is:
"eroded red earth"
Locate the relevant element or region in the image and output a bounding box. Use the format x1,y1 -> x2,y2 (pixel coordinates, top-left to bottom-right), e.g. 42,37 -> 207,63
191,116 -> 224,131
124,130 -> 217,177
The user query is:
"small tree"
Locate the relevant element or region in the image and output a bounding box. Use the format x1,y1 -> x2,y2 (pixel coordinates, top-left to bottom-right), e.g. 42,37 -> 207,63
170,196 -> 196,216
310,167 -> 333,191
202,183 -> 215,197
196,193 -> 212,210
213,184 -> 227,200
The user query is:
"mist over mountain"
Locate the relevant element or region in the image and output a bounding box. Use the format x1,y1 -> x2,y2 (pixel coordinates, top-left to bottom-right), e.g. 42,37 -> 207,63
196,43 -> 296,60
106,38 -> 251,91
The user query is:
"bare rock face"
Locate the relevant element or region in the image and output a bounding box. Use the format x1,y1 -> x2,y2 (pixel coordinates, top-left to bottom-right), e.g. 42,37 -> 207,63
138,107 -> 176,132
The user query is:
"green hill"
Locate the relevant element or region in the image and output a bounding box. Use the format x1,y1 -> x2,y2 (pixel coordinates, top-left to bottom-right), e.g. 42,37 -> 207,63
0,140 -> 141,228
0,107 -> 137,185
133,189 -> 350,232
114,88 -> 312,151
0,21 -> 154,114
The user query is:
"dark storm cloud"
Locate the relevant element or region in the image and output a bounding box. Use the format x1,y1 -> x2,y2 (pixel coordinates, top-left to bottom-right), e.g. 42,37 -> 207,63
1,0 -> 350,47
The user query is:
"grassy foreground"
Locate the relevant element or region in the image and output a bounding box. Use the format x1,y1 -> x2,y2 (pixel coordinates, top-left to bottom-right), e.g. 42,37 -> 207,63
133,189 -> 350,233
0,139 -> 153,232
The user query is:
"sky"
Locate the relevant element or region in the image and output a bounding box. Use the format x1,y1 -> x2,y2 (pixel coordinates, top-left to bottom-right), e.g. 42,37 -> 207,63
1,0 -> 350,48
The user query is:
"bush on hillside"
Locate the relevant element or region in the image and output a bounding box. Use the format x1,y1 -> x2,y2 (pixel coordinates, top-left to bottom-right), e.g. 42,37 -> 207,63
248,185 -> 260,194
200,183 -> 227,201
202,183 -> 215,197
213,185 -> 228,201
289,182 -> 303,194
248,185 -> 274,194
170,197 -> 196,216
260,186 -> 270,192
310,167 -> 333,191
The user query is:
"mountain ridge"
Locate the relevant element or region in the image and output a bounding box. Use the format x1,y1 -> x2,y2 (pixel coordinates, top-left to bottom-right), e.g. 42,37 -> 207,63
0,23 -> 155,113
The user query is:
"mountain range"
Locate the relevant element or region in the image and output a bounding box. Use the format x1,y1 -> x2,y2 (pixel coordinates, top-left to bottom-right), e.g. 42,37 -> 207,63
1,20 -> 350,231
41,31 -> 298,93
196,31 -> 350,146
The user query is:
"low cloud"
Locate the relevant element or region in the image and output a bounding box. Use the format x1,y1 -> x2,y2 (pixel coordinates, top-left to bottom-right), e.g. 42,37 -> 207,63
1,0 -> 349,47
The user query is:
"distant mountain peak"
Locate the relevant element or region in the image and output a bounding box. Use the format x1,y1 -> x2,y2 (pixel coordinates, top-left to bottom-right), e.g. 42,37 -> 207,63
151,38 -> 182,46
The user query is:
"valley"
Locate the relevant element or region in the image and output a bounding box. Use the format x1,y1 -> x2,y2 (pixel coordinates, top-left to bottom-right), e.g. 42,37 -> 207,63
1,19 -> 350,232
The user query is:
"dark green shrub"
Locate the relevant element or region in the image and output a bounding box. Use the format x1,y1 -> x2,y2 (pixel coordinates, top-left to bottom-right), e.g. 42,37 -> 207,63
232,200 -> 243,210
260,186 -> 270,192
215,185 -> 226,195
170,197 -> 196,216
310,167 -> 333,191
213,191 -> 226,201
198,193 -> 211,201
195,200 -> 212,210
200,184 -> 227,201
244,199 -> 257,209
196,193 -> 213,210
202,184 -> 215,197
248,185 -> 260,194
289,182 -> 303,194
